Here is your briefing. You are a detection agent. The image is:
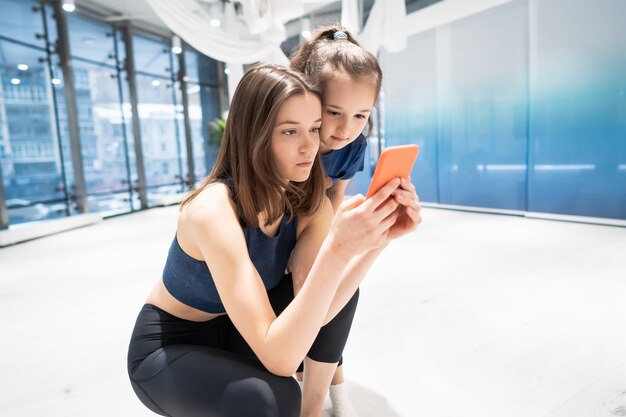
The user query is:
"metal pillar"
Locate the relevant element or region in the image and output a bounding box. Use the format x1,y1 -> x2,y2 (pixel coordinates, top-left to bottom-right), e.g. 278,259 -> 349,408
177,50 -> 196,187
52,0 -> 88,213
121,23 -> 148,209
0,162 -> 8,230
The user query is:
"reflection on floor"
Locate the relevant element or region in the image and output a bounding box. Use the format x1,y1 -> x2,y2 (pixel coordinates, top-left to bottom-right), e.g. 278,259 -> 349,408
1,206 -> 625,417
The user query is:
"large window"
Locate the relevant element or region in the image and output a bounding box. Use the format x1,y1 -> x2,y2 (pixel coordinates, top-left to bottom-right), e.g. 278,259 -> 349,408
0,1 -> 224,228
183,48 -> 221,181
133,33 -> 187,204
64,13 -> 135,215
0,0 -> 69,224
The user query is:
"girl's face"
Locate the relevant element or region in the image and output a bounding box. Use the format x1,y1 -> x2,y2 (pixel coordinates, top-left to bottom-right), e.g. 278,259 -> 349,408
271,93 -> 322,183
320,72 -> 377,153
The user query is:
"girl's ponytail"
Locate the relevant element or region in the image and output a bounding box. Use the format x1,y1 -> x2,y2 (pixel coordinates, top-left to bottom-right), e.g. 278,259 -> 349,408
289,23 -> 382,97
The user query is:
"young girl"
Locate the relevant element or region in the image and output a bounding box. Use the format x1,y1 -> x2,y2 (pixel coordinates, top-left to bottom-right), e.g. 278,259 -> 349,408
291,25 -> 381,212
290,25 -> 384,416
127,63 -> 421,417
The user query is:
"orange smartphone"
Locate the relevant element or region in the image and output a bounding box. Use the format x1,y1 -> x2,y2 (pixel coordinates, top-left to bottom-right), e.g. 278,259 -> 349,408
366,144 -> 419,198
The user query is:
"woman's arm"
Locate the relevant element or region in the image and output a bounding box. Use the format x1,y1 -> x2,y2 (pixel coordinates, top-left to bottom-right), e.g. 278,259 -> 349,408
291,177 -> 422,325
185,180 -> 400,377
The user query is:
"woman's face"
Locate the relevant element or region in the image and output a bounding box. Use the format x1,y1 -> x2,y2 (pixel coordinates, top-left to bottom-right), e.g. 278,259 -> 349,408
271,93 -> 322,183
319,71 -> 377,153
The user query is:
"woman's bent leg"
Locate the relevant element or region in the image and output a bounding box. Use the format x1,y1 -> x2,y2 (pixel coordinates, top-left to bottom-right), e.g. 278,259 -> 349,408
130,344 -> 301,417
127,304 -> 300,417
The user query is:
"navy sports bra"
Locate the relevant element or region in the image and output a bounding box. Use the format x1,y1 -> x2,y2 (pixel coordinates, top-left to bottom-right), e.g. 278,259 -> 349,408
162,184 -> 298,314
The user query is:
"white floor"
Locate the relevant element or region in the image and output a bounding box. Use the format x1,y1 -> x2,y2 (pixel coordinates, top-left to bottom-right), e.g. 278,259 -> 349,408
1,206 -> 625,417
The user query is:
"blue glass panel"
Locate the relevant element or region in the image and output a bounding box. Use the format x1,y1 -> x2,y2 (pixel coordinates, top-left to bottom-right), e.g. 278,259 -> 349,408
0,0 -> 46,48
380,30 -> 438,202
529,0 -> 626,219
66,13 -> 115,64
0,38 -> 67,224
437,1 -> 529,210
132,33 -> 171,78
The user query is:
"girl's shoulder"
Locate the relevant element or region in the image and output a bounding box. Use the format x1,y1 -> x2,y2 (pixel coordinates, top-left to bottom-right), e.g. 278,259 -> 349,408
295,195 -> 334,239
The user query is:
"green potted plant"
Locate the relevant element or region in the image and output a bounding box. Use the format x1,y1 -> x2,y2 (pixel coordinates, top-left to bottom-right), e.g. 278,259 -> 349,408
208,111 -> 228,148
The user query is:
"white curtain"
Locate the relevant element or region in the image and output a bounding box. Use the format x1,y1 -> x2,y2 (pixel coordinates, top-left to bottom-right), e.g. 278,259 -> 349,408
356,0 -> 408,54
146,0 -> 292,64
341,0 -> 361,33
147,0 -> 305,101
239,0 -> 303,36
146,0 -> 407,102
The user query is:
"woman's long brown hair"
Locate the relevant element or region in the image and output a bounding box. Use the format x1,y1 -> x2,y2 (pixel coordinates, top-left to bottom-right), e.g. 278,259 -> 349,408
181,64 -> 326,228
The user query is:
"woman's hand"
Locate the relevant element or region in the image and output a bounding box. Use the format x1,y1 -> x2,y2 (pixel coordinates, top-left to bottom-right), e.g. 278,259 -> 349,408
387,177 -> 422,240
327,178 -> 402,259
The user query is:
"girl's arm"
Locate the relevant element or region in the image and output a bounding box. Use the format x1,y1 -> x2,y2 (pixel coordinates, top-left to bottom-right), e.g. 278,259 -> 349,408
185,180 -> 400,377
328,179 -> 349,212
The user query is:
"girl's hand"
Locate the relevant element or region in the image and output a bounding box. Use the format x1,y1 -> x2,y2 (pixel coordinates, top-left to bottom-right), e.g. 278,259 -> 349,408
387,178 -> 422,240
328,178 -> 402,259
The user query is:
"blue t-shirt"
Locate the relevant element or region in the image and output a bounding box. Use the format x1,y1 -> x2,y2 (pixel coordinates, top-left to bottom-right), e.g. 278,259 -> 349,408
321,134 -> 367,185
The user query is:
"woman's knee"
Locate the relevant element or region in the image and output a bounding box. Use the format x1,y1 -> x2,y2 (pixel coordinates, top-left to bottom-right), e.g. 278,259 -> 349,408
220,376 -> 301,417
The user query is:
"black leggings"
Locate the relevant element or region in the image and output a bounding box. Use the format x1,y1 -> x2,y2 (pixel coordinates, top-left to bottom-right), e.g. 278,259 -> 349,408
127,274 -> 359,417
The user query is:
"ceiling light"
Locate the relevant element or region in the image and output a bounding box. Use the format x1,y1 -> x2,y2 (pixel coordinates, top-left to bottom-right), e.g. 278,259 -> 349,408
301,17 -> 311,39
17,64 -> 29,71
171,35 -> 182,54
11,78 -> 21,85
52,78 -> 62,85
210,19 -> 221,28
62,0 -> 76,12
151,80 -> 161,87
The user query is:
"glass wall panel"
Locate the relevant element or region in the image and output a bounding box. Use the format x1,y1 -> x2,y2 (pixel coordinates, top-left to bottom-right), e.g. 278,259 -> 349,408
381,0 -> 625,220
436,1 -> 529,210
0,0 -> 45,47
382,2 -> 528,209
135,73 -> 184,190
61,13 -> 134,215
72,59 -> 133,214
183,48 -> 221,181
133,34 -> 171,77
1,2 -> 226,225
0,5 -> 69,225
529,0 -> 626,219
132,33 -> 186,204
380,30 -> 439,202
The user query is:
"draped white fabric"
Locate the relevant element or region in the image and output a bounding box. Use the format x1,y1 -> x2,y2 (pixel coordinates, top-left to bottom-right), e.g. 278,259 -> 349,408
145,0 -> 291,65
341,0 -> 361,33
146,0 -> 408,102
357,0 -> 408,54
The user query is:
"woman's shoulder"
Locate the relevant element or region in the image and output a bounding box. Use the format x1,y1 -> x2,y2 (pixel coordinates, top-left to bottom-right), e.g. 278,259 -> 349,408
180,182 -> 236,226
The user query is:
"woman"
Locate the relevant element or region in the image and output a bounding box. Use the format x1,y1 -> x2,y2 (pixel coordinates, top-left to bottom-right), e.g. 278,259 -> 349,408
127,63 -> 421,417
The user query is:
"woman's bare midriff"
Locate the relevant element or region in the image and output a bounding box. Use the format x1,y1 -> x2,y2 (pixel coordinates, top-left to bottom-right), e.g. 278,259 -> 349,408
146,279 -> 226,322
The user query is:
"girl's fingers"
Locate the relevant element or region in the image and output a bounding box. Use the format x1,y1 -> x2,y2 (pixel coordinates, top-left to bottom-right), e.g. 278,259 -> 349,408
393,190 -> 420,209
399,177 -> 416,192
405,206 -> 422,227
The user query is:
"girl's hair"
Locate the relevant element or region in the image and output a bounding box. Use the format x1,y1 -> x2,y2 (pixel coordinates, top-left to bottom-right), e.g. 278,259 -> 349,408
290,24 -> 382,97
181,63 -> 326,228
